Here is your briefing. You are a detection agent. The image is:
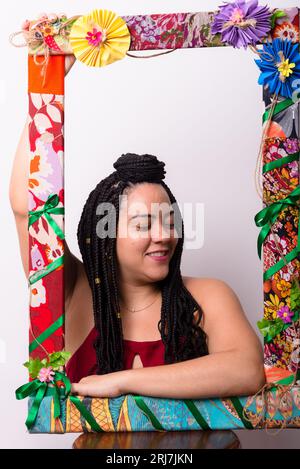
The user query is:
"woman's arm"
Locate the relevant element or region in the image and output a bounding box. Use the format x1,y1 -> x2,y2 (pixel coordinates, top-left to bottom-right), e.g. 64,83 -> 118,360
9,117 -> 31,277
120,351 -> 265,400
72,279 -> 266,399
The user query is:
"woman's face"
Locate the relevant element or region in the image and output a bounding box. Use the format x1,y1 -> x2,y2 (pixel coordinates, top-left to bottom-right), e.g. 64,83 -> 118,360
116,182 -> 179,284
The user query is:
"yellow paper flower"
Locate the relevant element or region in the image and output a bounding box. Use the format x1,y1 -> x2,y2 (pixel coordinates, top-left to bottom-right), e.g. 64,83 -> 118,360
69,9 -> 131,67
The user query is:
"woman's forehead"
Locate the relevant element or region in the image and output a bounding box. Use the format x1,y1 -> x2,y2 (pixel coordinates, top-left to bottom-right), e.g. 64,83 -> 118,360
126,183 -> 171,205
119,183 -> 173,219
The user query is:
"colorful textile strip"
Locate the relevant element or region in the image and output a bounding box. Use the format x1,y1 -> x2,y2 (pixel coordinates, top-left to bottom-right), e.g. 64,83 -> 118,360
255,92 -> 300,281
183,400 -> 211,430
262,98 -> 295,124
133,396 -> 165,431
230,397 -> 254,429
28,255 -> 64,285
255,185 -> 300,263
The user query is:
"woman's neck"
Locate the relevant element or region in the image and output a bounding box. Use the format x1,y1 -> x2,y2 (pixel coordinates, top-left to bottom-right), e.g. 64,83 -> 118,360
118,279 -> 161,312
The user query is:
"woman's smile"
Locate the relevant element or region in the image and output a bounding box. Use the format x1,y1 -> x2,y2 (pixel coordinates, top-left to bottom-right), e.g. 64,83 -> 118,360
146,249 -> 170,262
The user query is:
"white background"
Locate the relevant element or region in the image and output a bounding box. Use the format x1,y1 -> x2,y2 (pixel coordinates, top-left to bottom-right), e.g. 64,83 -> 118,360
1,0 -> 299,449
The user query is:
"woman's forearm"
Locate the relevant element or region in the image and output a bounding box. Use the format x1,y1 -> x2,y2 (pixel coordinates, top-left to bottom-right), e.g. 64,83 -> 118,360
9,117 -> 30,215
119,350 -> 266,399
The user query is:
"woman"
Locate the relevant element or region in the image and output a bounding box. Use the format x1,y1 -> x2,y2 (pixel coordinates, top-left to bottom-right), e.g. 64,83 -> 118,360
9,56 -> 266,400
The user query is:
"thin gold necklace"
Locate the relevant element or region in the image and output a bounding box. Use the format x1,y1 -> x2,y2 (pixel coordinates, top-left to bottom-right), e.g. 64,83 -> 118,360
121,291 -> 160,313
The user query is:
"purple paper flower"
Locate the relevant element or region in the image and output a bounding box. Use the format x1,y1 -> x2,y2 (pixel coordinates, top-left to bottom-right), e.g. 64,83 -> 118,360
211,0 -> 272,49
277,305 -> 294,324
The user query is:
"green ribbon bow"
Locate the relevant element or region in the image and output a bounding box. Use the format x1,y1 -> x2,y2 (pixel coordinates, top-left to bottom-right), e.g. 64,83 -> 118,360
15,371 -> 103,432
254,185 -> 300,261
15,371 -> 68,430
28,194 -> 65,240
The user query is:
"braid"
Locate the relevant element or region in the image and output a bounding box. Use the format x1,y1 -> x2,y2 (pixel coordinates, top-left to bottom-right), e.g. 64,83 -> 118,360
77,153 -> 208,374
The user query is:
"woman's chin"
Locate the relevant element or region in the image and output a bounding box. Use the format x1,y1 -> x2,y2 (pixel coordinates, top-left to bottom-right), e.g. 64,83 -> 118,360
144,265 -> 169,282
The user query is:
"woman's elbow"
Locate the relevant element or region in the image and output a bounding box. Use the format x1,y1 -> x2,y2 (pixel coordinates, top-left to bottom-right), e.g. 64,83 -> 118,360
244,362 -> 266,396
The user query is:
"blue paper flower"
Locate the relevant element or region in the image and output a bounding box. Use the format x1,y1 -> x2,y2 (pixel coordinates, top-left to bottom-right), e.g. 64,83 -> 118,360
255,38 -> 300,98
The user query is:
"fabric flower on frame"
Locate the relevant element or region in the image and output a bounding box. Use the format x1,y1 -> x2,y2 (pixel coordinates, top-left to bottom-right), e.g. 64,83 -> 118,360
273,21 -> 300,44
255,38 -> 300,98
277,305 -> 294,324
38,366 -> 55,383
69,9 -> 131,67
211,0 -> 271,49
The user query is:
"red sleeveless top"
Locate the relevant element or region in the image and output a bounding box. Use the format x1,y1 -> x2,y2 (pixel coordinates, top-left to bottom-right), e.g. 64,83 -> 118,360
65,326 -> 165,383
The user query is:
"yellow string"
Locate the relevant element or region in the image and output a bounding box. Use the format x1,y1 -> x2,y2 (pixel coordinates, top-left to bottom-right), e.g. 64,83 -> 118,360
242,322 -> 300,435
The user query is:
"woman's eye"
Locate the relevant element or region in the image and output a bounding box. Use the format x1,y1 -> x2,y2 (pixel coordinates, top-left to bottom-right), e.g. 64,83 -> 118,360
136,223 -> 150,231
164,222 -> 175,229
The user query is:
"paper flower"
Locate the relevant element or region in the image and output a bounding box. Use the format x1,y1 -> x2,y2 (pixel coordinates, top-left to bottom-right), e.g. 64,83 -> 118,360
277,305 -> 294,324
40,23 -> 55,37
211,0 -> 271,49
255,38 -> 300,98
38,366 -> 55,383
86,27 -> 105,46
69,9 -> 131,67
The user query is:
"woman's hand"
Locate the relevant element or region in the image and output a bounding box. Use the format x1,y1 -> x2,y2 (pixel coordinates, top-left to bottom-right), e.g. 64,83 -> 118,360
71,371 -> 127,398
65,54 -> 76,76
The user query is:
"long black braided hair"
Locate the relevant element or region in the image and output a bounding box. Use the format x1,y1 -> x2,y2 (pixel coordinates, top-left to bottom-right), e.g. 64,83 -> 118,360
77,153 -> 209,374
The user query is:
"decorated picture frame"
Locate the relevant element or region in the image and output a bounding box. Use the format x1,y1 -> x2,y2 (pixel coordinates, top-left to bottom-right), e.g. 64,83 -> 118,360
11,3 -> 300,433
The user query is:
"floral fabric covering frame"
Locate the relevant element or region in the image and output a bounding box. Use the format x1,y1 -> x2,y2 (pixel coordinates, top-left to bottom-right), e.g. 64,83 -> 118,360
11,5 -> 300,433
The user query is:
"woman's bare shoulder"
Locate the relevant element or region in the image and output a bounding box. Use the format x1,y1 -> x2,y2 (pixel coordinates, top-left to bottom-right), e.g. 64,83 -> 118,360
182,275 -> 223,289
182,276 -> 263,357
182,276 -> 233,296
182,276 -> 236,329
182,275 -> 227,301
182,276 -> 210,327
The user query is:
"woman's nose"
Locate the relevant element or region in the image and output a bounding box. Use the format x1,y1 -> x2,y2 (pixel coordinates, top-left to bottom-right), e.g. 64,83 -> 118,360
151,220 -> 171,242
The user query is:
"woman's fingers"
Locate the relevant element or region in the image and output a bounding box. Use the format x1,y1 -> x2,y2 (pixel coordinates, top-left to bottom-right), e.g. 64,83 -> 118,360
71,382 -> 80,394
65,54 -> 76,76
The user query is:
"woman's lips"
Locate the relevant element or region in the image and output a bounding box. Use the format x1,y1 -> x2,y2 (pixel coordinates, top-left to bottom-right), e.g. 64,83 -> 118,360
146,251 -> 169,262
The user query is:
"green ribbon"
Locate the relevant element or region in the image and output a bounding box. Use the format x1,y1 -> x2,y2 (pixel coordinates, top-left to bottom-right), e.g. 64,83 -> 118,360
230,396 -> 254,429
262,98 -> 294,124
29,314 -> 65,353
69,395 -> 103,432
262,151 -> 299,174
183,399 -> 211,430
258,96 -> 299,281
28,193 -> 65,240
15,371 -> 68,430
268,369 -> 300,390
133,396 -> 165,431
16,371 -> 104,432
133,396 -> 211,431
28,255 -> 64,285
254,185 -> 300,267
